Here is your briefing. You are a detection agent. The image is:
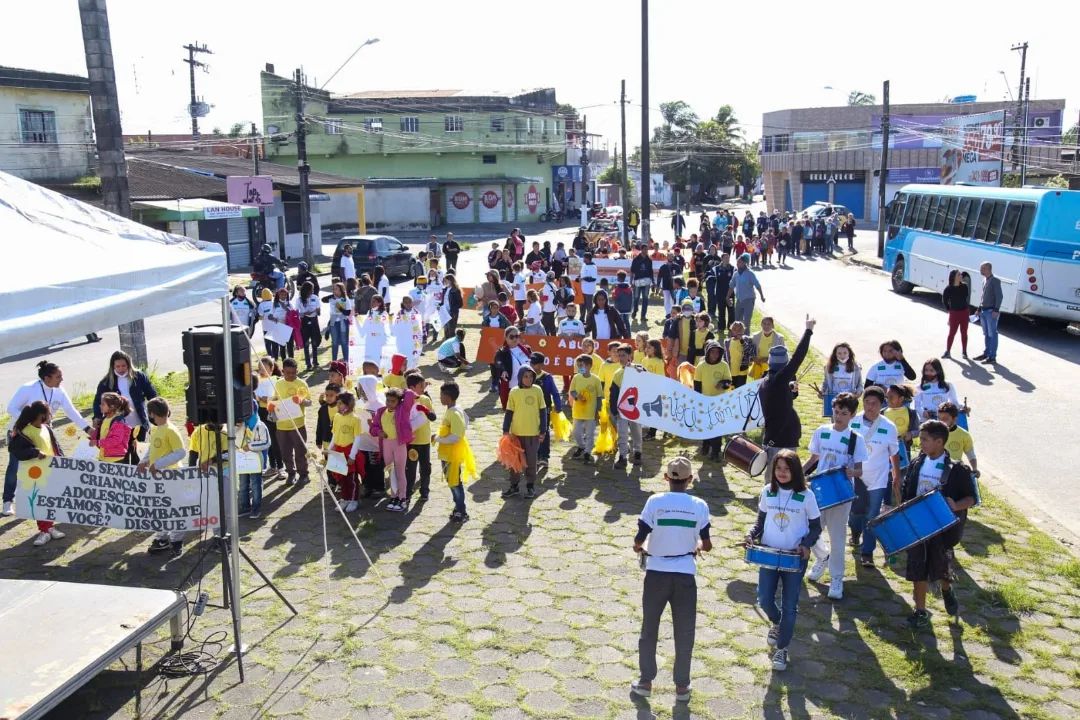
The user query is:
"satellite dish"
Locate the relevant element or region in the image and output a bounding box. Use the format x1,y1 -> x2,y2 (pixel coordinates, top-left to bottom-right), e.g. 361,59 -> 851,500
266,124 -> 280,134
188,101 -> 211,118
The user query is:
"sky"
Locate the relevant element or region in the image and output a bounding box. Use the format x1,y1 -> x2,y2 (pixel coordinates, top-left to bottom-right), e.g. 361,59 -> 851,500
4,0 -> 1077,155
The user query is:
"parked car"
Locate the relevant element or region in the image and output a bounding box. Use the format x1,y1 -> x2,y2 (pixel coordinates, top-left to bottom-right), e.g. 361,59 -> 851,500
331,235 -> 418,280
798,201 -> 850,222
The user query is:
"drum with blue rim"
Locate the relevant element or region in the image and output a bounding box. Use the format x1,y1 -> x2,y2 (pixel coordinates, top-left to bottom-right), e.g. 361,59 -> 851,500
745,545 -> 803,573
809,467 -> 855,510
868,489 -> 959,555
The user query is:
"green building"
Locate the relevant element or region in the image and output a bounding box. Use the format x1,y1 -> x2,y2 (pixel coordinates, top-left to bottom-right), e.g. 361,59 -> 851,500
260,69 -> 568,229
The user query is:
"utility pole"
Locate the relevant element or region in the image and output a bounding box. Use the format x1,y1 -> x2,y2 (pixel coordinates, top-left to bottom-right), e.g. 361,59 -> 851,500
294,68 -> 313,265
640,0 -> 650,243
182,42 -> 212,141
1020,77 -> 1031,186
250,122 -> 260,175
620,78 -> 629,244
1010,42 -> 1028,172
877,80 -> 890,259
580,114 -> 589,209
80,0 -> 146,367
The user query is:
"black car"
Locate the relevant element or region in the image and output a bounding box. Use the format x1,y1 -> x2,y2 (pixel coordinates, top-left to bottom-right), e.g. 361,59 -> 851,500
331,235 -> 418,280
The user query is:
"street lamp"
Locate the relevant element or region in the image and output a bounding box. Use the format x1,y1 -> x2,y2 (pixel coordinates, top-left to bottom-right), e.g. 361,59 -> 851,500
998,71 -> 1014,101
320,37 -> 381,90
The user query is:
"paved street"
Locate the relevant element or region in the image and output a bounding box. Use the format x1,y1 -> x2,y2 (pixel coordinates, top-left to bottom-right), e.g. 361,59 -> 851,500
3,299 -> 1079,719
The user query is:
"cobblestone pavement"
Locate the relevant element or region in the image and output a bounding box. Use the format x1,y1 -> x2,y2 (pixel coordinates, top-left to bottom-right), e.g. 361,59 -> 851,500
2,309 -> 1078,720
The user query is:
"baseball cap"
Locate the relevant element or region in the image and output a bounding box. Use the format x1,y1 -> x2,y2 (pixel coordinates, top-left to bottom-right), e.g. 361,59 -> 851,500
768,345 -> 790,371
665,457 -> 694,482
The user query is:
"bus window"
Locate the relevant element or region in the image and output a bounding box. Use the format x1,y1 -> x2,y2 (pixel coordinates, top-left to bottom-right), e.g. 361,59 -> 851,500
963,199 -> 980,238
999,203 -> 1022,247
974,200 -> 996,241
903,194 -> 920,226
915,195 -> 931,229
951,197 -> 971,236
932,197 -> 950,232
891,193 -> 907,225
1011,203 -> 1036,249
940,197 -> 959,234
986,201 -> 1007,244
920,195 -> 937,229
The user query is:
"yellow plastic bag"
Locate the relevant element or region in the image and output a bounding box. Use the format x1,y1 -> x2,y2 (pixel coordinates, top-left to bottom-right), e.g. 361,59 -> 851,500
677,362 -> 696,388
439,425 -> 478,486
551,410 -> 573,442
497,434 -> 526,473
749,359 -> 768,380
593,399 -> 617,455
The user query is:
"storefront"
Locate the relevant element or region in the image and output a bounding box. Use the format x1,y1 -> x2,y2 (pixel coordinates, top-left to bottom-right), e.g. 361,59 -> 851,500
133,199 -> 260,271
800,170 -> 867,218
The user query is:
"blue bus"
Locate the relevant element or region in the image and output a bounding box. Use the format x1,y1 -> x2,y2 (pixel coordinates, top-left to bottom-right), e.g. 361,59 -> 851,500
884,184 -> 1080,324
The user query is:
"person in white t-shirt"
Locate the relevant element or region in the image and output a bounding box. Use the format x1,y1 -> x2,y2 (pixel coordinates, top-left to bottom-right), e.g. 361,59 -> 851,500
913,358 -> 964,421
632,457 -> 712,703
540,272 -> 559,335
511,262 -> 529,320
578,252 -> 599,317
339,244 -> 357,293
558,304 -> 585,338
864,339 -> 916,389
847,386 -> 901,567
745,449 -> 822,672
821,342 -> 862,414
806,392 -> 869,600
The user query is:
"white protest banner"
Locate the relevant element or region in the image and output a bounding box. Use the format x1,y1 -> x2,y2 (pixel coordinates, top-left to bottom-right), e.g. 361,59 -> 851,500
391,310 -> 424,369
235,451 -> 263,475
326,451 -> 348,475
614,368 -> 763,440
14,456 -> 219,532
265,320 -> 294,346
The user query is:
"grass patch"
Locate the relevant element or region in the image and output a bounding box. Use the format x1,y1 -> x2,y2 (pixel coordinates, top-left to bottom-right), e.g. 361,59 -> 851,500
1058,559 -> 1080,587
994,580 -> 1040,614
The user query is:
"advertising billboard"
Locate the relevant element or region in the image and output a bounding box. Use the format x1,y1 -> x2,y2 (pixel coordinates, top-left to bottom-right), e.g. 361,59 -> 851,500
940,110 -> 1005,186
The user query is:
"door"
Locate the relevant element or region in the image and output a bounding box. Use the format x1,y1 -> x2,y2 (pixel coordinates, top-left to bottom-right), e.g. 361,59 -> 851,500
477,186 -> 502,223
445,186 -> 473,224
802,182 -> 828,207
226,217 -> 251,268
833,181 -> 865,219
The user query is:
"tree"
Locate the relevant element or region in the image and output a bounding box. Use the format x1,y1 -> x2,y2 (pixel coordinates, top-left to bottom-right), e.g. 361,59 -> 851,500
737,141 -> 761,200
556,103 -> 579,118
648,101 -> 747,201
1064,123 -> 1079,147
1045,174 -> 1069,189
711,105 -> 742,142
847,91 -> 876,106
227,122 -> 246,138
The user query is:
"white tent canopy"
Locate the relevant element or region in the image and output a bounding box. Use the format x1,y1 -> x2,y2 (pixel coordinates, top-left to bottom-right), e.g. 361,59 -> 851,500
0,170 -> 227,359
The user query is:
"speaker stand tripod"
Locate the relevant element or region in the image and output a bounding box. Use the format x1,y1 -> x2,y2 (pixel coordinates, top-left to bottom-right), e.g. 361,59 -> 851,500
175,431 -> 297,682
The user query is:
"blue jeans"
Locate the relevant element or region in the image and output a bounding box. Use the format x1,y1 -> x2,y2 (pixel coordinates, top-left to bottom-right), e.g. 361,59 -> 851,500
734,298 -> 755,330
980,309 -> 999,359
757,559 -> 807,650
632,285 -> 651,320
852,487 -> 889,558
449,480 -> 467,515
238,473 -> 263,514
329,320 -> 349,363
3,445 -> 17,503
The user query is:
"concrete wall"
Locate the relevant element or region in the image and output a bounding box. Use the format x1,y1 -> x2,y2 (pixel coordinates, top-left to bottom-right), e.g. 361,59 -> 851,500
0,87 -> 92,182
364,187 -> 429,230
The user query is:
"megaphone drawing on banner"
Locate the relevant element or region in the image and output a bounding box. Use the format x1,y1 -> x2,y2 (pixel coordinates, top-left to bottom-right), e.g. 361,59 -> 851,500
640,395 -> 664,419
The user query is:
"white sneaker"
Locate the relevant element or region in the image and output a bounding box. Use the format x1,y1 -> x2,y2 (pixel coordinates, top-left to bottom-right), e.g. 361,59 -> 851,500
772,648 -> 789,671
808,555 -> 828,582
767,624 -> 780,647
828,578 -> 844,600
344,500 -> 358,513
48,527 -> 65,539
2,501 -> 14,516
33,532 -> 51,546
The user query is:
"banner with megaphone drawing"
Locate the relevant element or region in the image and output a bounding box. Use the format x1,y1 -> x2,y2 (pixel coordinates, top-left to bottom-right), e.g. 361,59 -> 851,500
614,368 -> 763,440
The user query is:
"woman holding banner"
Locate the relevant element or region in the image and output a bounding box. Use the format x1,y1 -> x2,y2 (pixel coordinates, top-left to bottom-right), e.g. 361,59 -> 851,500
4,360 -> 91,516
93,351 -> 158,464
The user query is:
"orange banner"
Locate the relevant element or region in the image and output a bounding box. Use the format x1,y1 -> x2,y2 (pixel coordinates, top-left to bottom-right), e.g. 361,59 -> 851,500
474,327 -> 629,376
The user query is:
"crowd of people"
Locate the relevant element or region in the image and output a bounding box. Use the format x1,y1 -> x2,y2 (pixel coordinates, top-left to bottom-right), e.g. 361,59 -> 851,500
1,214 -> 994,702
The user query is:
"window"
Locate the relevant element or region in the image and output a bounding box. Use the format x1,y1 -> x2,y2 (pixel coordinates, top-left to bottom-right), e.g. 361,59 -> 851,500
553,120 -> 559,135
526,117 -> 533,133
999,203 -> 1023,248
1011,203 -> 1036,249
903,194 -> 920,226
774,134 -> 790,152
364,117 -> 383,132
482,154 -> 496,164
974,200 -> 997,241
963,199 -> 980,238
951,197 -> 972,236
325,119 -> 343,134
20,109 -> 57,144
985,201 -> 1007,244
919,196 -> 938,230
491,116 -> 505,132
539,119 -> 546,134
444,115 -> 463,132
940,197 -> 959,233
399,116 -> 419,133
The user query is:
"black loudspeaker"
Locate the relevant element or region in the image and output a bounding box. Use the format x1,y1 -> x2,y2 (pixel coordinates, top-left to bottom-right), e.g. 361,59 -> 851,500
640,396 -> 664,419
182,325 -> 253,425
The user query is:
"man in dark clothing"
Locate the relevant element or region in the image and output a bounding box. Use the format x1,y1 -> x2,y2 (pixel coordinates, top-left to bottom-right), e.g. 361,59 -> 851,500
758,317 -> 815,481
630,243 -> 655,324
790,222 -> 804,257
655,254 -> 679,322
253,243 -> 286,277
442,233 -> 461,273
294,261 -> 320,295
671,211 -> 686,239
704,252 -> 734,334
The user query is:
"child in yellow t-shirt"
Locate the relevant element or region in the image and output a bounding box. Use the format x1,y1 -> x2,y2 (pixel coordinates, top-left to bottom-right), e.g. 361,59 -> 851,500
405,373 -> 438,499
502,366 -> 547,498
383,354 -> 408,391
434,381 -> 475,522
694,341 -> 733,460
330,392 -> 363,512
633,331 -> 650,365
569,354 -> 603,463
137,398 -> 188,554
938,401 -> 978,480
642,339 -> 666,377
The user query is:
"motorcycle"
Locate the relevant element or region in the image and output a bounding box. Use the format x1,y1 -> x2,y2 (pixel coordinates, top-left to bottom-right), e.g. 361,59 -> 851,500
249,269 -> 295,300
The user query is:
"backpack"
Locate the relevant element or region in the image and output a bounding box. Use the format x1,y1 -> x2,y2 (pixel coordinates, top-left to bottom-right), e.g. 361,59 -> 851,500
248,420 -> 272,452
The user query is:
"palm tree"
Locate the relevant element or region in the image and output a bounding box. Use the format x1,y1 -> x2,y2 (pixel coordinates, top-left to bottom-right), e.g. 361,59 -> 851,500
847,91 -> 876,107
658,100 -> 699,140
711,105 -> 742,142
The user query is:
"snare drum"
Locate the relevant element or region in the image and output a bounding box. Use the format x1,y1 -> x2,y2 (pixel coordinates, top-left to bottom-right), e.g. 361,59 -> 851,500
724,435 -> 768,477
867,489 -> 959,555
809,467 -> 855,510
745,545 -> 803,573
822,393 -> 836,418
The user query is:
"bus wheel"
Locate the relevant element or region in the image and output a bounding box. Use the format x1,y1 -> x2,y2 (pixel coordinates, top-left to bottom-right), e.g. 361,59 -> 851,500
891,257 -> 914,295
